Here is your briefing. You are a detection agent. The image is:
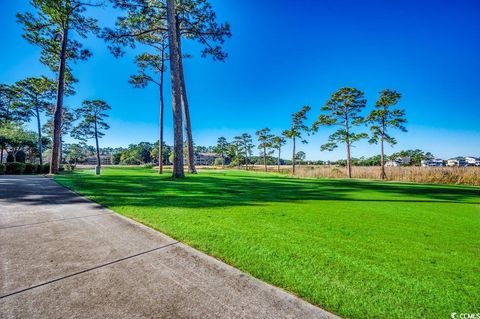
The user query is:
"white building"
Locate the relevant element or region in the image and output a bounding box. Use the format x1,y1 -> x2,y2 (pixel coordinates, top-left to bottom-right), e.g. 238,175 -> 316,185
83,155 -> 112,165
385,157 -> 411,167
465,156 -> 480,166
194,152 -> 221,166
421,159 -> 444,167
447,157 -> 468,167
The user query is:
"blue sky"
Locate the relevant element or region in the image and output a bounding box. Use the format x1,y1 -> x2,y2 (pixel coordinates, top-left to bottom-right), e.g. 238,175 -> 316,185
1,0 -> 479,160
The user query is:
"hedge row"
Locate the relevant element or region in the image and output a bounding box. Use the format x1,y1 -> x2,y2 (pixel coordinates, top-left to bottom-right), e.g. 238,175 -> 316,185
0,163 -> 50,175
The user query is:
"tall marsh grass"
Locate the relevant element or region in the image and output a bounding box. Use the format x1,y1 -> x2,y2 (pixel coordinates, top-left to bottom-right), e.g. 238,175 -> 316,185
242,165 -> 480,186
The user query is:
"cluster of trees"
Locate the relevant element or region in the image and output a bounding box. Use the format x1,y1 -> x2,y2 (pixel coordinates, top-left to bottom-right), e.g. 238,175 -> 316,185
330,149 -> 434,167
0,77 -> 111,174
210,88 -> 407,179
8,0 -> 230,178
0,1 -> 112,174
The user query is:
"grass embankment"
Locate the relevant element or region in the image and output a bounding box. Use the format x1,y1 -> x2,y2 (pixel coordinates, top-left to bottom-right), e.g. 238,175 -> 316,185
55,168 -> 480,319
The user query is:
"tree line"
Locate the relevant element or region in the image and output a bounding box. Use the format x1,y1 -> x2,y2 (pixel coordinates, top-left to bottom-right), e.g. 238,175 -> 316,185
208,88 -> 407,179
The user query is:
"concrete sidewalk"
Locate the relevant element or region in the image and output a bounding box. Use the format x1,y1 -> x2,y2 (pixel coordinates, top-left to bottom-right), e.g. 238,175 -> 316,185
0,175 -> 338,319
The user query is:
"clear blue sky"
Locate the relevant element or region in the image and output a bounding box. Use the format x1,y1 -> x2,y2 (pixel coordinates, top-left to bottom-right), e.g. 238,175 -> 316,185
1,0 -> 479,160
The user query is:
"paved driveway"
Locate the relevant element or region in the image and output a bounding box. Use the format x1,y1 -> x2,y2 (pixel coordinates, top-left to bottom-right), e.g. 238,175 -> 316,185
0,175 -> 337,319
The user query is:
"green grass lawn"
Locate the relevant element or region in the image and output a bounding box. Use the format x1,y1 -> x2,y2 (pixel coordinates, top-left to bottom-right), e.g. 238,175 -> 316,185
55,168 -> 480,319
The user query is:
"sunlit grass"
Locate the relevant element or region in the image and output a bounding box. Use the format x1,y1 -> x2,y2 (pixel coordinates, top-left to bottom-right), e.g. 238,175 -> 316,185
55,167 -> 480,319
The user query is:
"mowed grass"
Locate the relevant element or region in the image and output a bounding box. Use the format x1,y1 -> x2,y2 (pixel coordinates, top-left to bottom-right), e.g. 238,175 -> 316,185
55,168 -> 480,319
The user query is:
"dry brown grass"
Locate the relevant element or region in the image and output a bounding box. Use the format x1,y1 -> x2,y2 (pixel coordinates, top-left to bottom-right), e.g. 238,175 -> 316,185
229,165 -> 480,186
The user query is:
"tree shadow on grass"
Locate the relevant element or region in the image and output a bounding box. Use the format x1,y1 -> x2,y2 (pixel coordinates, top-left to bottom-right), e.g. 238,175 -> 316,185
49,171 -> 480,209
1,172 -> 478,208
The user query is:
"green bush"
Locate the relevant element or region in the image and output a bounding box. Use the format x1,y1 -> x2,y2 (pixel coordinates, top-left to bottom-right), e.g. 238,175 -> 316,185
143,163 -> 154,169
42,163 -> 50,174
24,163 -> 36,174
64,164 -> 75,171
35,164 -> 43,174
0,163 -> 5,174
214,158 -> 225,166
5,162 -> 26,174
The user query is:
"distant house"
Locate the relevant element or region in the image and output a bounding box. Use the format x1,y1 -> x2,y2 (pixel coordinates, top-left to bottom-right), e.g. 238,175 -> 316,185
194,152 -> 221,166
465,156 -> 480,166
385,160 -> 400,167
82,155 -> 112,165
447,157 -> 468,167
421,159 -> 444,167
385,156 -> 411,167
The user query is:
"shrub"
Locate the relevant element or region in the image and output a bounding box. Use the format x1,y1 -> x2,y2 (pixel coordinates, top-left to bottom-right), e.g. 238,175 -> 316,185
143,163 -> 154,169
64,164 -> 75,171
214,158 -> 225,166
5,162 -> 26,174
24,163 -> 36,174
0,164 -> 5,174
42,164 -> 50,174
35,164 -> 43,174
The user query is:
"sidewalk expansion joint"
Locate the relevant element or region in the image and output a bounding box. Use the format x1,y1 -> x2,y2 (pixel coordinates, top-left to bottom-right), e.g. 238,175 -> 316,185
0,241 -> 179,299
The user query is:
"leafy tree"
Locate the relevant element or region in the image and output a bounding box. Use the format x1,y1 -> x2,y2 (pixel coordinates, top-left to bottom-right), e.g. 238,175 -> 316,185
65,143 -> 86,165
0,84 -> 27,125
15,77 -> 56,164
295,151 -> 306,165
71,100 -> 111,175
237,133 -> 254,170
0,122 -> 15,163
151,141 -> 172,165
256,128 -> 274,172
1,124 -> 37,162
271,136 -> 286,172
214,137 -> 229,168
389,149 -> 432,166
282,106 -> 310,175
232,136 -> 243,169
138,141 -> 154,163
17,0 -> 100,174
313,87 -> 367,178
366,89 -> 407,179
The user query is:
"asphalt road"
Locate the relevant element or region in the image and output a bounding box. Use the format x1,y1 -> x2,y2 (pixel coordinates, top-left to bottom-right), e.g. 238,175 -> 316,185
0,175 -> 338,319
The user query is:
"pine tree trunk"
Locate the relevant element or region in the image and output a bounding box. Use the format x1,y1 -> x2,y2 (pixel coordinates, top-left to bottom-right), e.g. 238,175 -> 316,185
380,121 -> 386,180
35,104 -> 43,165
159,52 -> 165,174
345,117 -> 352,178
277,148 -> 280,172
380,137 -> 385,180
346,138 -> 352,178
236,147 -> 240,169
176,19 -> 196,174
50,27 -> 68,174
166,0 -> 184,178
0,145 -> 3,164
94,116 -> 101,175
59,136 -> 62,168
292,137 -> 296,175
263,146 -> 267,172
